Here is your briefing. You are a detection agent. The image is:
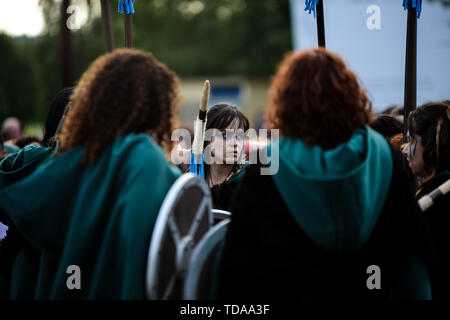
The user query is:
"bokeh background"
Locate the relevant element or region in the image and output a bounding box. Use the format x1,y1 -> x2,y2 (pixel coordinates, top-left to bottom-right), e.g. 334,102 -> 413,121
0,0 -> 448,136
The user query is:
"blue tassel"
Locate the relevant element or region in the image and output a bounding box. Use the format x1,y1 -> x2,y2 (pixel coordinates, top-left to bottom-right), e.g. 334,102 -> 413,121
403,0 -> 422,18
118,0 -> 135,14
304,0 -> 320,18
189,151 -> 205,179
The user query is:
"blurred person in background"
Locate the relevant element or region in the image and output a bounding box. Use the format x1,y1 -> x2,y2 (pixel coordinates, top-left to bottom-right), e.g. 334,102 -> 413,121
42,87 -> 75,148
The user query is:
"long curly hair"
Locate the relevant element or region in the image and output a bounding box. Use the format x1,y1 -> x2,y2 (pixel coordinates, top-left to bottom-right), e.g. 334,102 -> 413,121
266,48 -> 372,149
58,48 -> 180,165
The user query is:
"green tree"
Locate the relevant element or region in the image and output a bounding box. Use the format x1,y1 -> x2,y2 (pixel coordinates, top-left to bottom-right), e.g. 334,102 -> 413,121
0,34 -> 38,122
3,0 -> 293,125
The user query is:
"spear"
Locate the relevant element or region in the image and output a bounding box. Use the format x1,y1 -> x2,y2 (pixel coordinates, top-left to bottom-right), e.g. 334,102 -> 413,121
101,0 -> 115,52
190,80 -> 210,178
418,179 -> 450,212
304,0 -> 326,48
402,0 -> 422,140
61,0 -> 74,86
118,0 -> 135,48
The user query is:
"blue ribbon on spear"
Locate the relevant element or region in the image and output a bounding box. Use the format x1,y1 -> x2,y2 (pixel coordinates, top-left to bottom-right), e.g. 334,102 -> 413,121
189,80 -> 210,178
118,0 -> 135,48
304,0 -> 325,47
118,0 -> 135,14
403,0 -> 422,18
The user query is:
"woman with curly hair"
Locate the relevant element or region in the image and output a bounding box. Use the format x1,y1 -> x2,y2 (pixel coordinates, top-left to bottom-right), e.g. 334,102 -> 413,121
402,101 -> 450,300
217,48 -> 435,300
0,49 -> 181,299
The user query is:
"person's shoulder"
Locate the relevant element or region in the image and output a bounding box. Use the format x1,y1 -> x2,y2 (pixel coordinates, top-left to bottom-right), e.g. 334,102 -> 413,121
114,134 -> 181,185
233,163 -> 276,194
3,144 -> 20,154
114,133 -> 181,175
115,134 -> 166,161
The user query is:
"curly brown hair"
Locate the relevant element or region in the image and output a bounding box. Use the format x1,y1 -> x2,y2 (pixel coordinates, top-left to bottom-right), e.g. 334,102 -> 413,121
266,48 -> 372,149
58,48 -> 180,165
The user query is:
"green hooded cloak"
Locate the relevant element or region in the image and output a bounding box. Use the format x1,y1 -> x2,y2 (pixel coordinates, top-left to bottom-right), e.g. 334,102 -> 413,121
0,134 -> 180,299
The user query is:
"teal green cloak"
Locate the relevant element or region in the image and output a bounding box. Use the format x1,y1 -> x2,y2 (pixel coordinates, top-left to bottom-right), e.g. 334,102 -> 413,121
269,126 -> 431,299
3,144 -> 21,155
0,134 -> 181,299
271,127 -> 393,253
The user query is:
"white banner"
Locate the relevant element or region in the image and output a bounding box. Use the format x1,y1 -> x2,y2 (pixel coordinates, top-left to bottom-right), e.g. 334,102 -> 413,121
289,0 -> 450,112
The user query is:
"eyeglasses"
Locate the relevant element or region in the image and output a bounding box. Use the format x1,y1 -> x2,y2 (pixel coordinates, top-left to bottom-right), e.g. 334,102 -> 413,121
219,130 -> 246,141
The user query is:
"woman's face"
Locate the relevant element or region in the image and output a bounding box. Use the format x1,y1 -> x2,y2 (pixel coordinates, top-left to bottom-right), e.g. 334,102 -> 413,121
402,134 -> 428,177
209,120 -> 246,165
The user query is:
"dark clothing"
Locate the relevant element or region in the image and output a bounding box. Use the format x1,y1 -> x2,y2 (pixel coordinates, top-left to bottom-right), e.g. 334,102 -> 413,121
417,172 -> 450,300
210,164 -> 247,211
217,148 -> 436,300
211,179 -> 240,211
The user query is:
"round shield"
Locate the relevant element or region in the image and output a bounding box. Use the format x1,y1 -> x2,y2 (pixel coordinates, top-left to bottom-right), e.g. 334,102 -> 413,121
146,173 -> 213,299
183,219 -> 230,300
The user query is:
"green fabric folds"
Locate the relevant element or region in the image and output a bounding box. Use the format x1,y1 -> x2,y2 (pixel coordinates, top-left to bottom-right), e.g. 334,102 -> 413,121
0,144 -> 54,190
270,126 -> 393,253
0,134 -> 181,299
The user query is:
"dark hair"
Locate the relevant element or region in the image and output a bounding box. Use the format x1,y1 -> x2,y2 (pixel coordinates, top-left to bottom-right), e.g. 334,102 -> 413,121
203,103 -> 249,184
205,103 -> 249,133
58,48 -> 180,165
407,102 -> 450,179
370,115 -> 403,138
381,105 -> 404,116
42,87 -> 74,147
14,135 -> 42,149
266,48 -> 372,150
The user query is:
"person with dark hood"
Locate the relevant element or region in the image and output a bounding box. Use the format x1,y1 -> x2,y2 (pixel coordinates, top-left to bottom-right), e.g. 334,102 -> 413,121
216,48 -> 435,300
0,48 -> 181,299
402,101 -> 450,300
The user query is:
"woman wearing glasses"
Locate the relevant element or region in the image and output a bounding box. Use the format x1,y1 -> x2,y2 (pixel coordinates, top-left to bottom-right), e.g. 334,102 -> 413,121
203,103 -> 249,210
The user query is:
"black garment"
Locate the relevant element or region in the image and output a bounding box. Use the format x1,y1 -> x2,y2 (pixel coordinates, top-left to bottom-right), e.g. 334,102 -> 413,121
209,164 -> 247,211
417,172 -> 450,301
211,179 -> 240,211
217,148 -> 437,300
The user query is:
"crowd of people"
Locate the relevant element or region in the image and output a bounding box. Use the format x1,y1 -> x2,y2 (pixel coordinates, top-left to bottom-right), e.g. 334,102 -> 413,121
0,47 -> 448,300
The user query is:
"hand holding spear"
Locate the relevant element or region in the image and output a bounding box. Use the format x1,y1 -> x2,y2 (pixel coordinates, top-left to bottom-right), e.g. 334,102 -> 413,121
190,80 -> 210,178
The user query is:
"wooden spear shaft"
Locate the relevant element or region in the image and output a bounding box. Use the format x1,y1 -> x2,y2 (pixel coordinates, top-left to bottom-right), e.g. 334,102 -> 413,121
101,0 -> 114,52
123,0 -> 133,48
316,0 -> 325,48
